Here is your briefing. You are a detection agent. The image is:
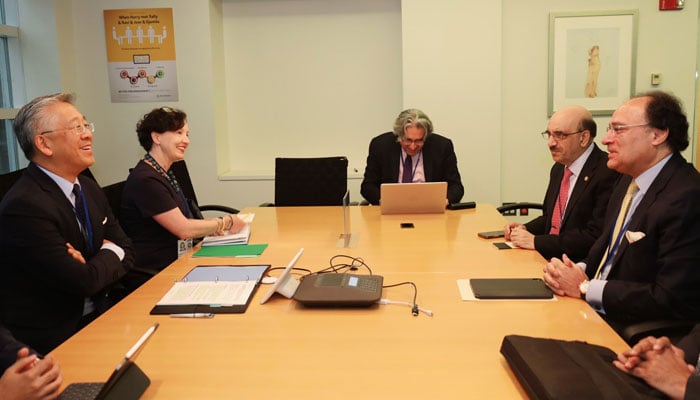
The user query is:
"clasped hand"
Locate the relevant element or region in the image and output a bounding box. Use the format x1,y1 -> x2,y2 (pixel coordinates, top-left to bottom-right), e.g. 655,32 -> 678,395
542,254 -> 586,297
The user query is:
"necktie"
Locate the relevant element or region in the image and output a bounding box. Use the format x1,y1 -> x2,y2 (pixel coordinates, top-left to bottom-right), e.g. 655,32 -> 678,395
594,180 -> 639,279
549,168 -> 573,235
72,183 -> 93,252
402,155 -> 413,183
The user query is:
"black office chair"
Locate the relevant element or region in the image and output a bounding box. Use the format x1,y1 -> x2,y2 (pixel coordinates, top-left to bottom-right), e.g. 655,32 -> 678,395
1,167 -> 96,201
267,156 -> 348,206
497,202 -> 544,215
169,160 -> 239,218
621,320 -> 697,346
101,180 -> 127,223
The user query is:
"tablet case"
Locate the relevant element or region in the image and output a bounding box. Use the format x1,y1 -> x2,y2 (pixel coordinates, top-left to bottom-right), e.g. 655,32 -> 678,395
469,278 -> 553,299
500,335 -> 665,400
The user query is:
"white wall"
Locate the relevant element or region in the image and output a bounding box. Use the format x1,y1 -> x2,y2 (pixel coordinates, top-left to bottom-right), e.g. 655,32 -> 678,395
16,0 -> 700,210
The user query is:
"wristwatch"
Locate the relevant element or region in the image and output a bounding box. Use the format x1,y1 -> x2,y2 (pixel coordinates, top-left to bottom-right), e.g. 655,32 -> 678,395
579,280 -> 590,300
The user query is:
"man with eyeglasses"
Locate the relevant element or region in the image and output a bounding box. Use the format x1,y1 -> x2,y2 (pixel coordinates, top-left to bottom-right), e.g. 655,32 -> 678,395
360,108 -> 464,205
0,93 -> 134,354
504,105 -> 620,260
543,91 -> 700,335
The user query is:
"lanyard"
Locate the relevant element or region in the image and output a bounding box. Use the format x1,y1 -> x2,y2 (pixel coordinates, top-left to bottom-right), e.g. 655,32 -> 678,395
143,154 -> 192,218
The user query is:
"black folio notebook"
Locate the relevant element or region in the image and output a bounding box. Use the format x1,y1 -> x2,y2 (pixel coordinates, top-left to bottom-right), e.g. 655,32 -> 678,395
469,278 -> 553,299
500,335 -> 665,400
150,265 -> 269,315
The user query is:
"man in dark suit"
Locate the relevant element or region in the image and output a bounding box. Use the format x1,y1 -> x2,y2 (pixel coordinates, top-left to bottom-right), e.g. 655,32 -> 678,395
543,91 -> 700,334
0,323 -> 62,399
615,324 -> 700,399
360,108 -> 464,205
505,105 -> 619,260
0,93 -> 134,354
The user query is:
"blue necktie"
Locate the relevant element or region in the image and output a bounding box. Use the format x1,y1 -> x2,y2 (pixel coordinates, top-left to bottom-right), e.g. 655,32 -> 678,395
402,155 -> 412,183
72,183 -> 93,253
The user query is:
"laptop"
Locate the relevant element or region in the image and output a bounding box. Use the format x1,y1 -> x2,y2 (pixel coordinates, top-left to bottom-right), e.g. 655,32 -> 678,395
469,278 -> 553,299
58,323 -> 159,400
380,182 -> 447,214
293,273 -> 383,306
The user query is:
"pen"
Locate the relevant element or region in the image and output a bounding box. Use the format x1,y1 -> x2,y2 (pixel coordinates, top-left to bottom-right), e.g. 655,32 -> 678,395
169,313 -> 215,318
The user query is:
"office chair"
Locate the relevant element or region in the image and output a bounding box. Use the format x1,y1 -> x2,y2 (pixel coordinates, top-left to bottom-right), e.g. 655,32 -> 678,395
1,167 -> 96,202
101,180 -> 127,223
496,202 -> 544,215
269,156 -> 348,206
169,160 -> 239,218
621,320 -> 696,346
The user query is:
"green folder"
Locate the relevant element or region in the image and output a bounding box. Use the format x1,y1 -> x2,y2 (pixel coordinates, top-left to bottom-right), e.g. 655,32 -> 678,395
193,243 -> 268,258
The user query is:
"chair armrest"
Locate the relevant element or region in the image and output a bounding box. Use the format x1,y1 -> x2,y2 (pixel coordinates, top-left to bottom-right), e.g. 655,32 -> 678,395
622,320 -> 696,345
199,204 -> 239,214
497,202 -> 543,214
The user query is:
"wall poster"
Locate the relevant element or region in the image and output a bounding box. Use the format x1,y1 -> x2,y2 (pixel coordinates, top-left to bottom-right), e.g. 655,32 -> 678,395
104,8 -> 178,103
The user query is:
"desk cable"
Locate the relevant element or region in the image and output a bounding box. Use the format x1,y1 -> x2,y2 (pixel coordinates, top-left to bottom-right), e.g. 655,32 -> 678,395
381,281 -> 433,317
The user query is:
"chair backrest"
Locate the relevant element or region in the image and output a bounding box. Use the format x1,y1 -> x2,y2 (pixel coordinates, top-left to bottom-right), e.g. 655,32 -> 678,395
274,156 -> 348,206
0,168 -> 25,202
102,180 -> 126,223
169,160 -> 198,206
0,167 -> 96,202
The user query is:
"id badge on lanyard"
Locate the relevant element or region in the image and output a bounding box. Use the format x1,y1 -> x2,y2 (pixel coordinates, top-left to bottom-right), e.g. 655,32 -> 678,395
177,238 -> 193,258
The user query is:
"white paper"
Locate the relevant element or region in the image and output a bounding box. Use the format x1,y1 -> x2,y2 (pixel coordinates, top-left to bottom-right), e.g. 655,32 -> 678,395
156,280 -> 257,306
201,213 -> 255,246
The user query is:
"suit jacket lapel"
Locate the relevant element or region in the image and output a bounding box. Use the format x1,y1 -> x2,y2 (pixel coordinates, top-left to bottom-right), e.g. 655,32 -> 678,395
561,145 -> 601,227
609,154 -> 681,270
28,163 -> 90,252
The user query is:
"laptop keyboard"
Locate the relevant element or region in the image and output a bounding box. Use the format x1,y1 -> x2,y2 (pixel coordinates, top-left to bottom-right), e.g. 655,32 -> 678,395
58,382 -> 104,400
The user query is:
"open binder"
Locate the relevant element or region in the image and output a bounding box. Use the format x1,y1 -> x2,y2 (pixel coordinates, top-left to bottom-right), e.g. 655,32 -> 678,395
150,265 -> 269,315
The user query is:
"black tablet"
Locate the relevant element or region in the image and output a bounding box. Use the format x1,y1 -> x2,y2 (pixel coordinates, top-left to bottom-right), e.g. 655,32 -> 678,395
470,278 -> 553,299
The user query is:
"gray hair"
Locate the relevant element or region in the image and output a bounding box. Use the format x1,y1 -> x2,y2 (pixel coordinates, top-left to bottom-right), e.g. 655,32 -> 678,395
13,92 -> 75,160
392,108 -> 433,141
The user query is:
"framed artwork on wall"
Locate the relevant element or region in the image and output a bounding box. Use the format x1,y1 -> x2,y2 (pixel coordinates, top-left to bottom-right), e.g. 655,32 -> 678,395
548,10 -> 638,116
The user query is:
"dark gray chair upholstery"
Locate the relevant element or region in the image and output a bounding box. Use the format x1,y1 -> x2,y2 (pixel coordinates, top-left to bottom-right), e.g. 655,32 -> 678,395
169,160 -> 239,218
272,156 -> 348,206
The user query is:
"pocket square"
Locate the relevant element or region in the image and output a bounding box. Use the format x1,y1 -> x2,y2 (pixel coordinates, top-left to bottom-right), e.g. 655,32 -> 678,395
102,217 -> 108,225
625,230 -> 645,243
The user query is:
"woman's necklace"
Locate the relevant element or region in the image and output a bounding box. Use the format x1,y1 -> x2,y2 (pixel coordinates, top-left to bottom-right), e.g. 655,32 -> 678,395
143,153 -> 182,193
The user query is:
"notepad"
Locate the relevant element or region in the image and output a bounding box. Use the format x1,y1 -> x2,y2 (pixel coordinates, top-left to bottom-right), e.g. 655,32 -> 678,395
200,213 -> 255,246
193,243 -> 268,257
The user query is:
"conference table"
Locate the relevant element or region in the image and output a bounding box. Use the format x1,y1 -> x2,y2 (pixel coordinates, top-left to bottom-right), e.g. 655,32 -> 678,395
51,204 -> 629,399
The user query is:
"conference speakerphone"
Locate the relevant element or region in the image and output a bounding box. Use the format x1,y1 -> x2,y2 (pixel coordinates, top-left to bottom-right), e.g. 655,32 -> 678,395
293,273 -> 384,307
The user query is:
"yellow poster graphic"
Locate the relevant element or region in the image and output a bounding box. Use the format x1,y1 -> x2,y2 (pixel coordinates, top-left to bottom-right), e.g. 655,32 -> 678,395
104,8 -> 178,102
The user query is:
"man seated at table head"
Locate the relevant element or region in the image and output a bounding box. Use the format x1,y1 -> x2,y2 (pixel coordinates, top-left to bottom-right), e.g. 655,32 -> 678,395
543,90 -> 700,335
614,324 -> 700,400
0,323 -> 62,400
504,105 -> 620,260
0,92 -> 134,354
360,108 -> 464,205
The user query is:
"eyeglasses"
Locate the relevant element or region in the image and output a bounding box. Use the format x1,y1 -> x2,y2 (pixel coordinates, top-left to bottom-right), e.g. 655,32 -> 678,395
540,130 -> 582,141
606,123 -> 649,135
400,137 -> 425,145
39,122 -> 95,136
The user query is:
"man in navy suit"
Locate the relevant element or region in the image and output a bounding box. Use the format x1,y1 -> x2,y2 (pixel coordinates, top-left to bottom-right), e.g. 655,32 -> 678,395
0,93 -> 134,354
505,105 -> 619,260
544,91 -> 700,334
615,324 -> 700,399
360,108 -> 464,205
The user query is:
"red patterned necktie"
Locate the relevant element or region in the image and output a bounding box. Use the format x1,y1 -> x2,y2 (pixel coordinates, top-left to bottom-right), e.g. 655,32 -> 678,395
549,168 -> 572,235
